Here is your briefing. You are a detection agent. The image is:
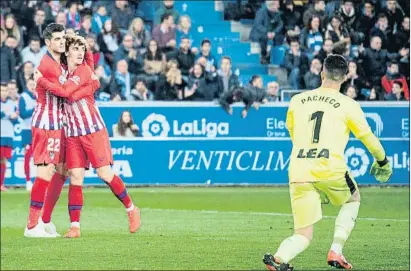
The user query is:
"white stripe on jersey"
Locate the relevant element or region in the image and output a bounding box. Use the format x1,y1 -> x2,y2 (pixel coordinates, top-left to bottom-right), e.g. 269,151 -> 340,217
39,92 -> 50,129
71,102 -> 87,135
66,105 -> 78,137
80,100 -> 96,134
94,105 -> 106,129
52,96 -> 58,129
31,103 -> 41,127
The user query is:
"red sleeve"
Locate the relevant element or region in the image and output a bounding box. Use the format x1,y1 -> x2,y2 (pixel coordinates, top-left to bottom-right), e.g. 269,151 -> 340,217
84,50 -> 95,71
400,77 -> 409,100
69,80 -> 100,101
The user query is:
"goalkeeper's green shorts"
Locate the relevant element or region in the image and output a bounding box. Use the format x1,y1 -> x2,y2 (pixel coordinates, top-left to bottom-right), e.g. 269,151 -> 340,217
290,172 -> 358,230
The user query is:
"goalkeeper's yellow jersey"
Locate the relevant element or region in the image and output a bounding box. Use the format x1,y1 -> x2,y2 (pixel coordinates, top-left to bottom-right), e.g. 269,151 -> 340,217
286,87 -> 382,183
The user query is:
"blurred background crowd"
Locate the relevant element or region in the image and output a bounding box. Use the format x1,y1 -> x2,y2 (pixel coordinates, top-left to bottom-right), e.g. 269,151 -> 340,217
0,0 -> 409,107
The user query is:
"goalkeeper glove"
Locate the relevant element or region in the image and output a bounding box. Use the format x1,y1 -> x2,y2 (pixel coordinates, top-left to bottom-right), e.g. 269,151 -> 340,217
370,157 -> 392,183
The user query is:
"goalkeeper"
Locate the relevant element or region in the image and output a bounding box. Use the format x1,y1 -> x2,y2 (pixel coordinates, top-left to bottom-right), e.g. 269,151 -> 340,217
263,54 -> 392,271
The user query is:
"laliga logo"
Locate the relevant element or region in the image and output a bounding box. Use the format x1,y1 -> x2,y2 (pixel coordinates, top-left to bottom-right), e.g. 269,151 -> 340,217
345,147 -> 370,177
142,113 -> 170,137
364,113 -> 383,136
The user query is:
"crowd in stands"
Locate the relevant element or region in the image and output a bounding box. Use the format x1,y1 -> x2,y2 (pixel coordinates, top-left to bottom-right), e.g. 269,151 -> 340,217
0,0 -> 410,108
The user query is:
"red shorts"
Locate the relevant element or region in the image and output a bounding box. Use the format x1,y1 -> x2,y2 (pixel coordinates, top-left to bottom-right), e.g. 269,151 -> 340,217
66,129 -> 113,170
32,128 -> 65,165
0,146 -> 12,159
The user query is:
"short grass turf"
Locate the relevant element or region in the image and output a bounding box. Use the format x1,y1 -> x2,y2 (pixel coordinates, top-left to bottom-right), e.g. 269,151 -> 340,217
1,187 -> 409,270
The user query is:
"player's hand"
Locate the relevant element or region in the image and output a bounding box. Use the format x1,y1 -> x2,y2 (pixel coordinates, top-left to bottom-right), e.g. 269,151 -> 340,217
370,158 -> 392,183
33,70 -> 43,82
91,73 -> 98,81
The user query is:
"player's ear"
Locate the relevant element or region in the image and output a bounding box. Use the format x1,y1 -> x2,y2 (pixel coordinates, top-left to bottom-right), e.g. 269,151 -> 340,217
45,39 -> 50,47
320,71 -> 325,81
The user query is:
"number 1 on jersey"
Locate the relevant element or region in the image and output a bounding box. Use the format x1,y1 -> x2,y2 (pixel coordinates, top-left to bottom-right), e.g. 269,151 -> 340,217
310,111 -> 324,143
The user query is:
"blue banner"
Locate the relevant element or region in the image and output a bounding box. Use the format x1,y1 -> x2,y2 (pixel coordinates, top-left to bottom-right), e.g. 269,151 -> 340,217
96,102 -> 409,139
4,102 -> 409,186
4,138 -> 409,185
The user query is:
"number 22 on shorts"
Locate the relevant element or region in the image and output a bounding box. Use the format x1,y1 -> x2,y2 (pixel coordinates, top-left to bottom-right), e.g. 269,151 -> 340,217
47,138 -> 61,152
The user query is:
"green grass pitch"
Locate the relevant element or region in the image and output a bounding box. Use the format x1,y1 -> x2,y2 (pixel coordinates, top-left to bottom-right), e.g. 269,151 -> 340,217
1,187 -> 409,270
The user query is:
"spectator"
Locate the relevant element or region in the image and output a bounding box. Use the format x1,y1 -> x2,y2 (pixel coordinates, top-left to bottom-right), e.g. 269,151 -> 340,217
5,36 -> 21,66
219,86 -> 254,118
303,0 -> 327,30
7,80 -> 19,101
66,2 -> 81,30
143,39 -> 166,91
341,60 -> 368,92
356,1 -> 376,47
86,34 -> 107,69
325,15 -> 350,43
78,15 -> 92,38
0,28 -> 16,83
384,81 -> 406,101
394,16 -> 409,52
183,63 -> 205,100
154,0 -> 180,26
152,12 -> 176,52
174,37 -> 195,77
384,0 -> 404,33
343,84 -> 359,100
55,11 -> 67,27
94,65 -> 111,97
176,15 -> 194,48
128,17 -> 151,54
91,4 -> 109,34
20,36 -> 46,68
111,0 -> 134,31
217,56 -> 241,93
113,33 -> 142,75
245,75 -> 266,106
304,57 -> 322,89
336,0 -> 357,33
359,36 -> 407,85
112,111 -> 141,138
26,8 -> 46,45
155,59 -> 183,101
381,61 -> 409,100
249,0 -> 284,64
42,1 -> 62,25
196,39 -> 218,72
130,78 -> 153,101
109,59 -> 136,101
97,19 -> 121,67
316,38 -> 333,62
265,81 -> 281,102
370,14 -> 392,51
367,86 -> 383,101
299,15 -> 323,56
283,39 -> 310,89
17,61 -> 34,93
283,0 -> 302,39
3,13 -> 22,50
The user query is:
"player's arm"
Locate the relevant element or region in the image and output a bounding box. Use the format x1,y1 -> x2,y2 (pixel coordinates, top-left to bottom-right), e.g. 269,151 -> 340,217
84,50 -> 95,72
285,99 -> 294,141
68,66 -> 100,102
346,102 -> 392,182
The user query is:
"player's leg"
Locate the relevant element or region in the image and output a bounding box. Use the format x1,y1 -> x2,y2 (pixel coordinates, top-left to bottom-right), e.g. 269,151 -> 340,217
0,157 -> 7,191
318,173 -> 360,269
64,167 -> 85,238
86,129 -> 140,233
25,128 -> 63,237
23,144 -> 33,191
263,183 -> 321,271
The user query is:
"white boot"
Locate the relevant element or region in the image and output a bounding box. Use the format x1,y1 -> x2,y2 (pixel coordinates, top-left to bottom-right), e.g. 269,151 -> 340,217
39,217 -> 61,237
24,222 -> 54,238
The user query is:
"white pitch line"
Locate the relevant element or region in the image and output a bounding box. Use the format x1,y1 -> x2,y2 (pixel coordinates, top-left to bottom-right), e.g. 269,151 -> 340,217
142,208 -> 409,222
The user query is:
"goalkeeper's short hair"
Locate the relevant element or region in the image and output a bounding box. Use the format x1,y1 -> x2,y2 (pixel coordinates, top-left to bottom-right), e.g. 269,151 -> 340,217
323,54 -> 348,82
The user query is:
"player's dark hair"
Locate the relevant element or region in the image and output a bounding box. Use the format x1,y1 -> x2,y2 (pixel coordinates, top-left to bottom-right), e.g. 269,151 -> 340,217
393,81 -> 403,88
323,54 -> 348,82
43,23 -> 65,41
201,39 -> 211,47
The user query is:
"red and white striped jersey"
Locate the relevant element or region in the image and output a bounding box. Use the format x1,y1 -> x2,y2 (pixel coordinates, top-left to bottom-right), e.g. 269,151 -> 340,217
64,98 -> 105,137
32,52 -> 67,130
